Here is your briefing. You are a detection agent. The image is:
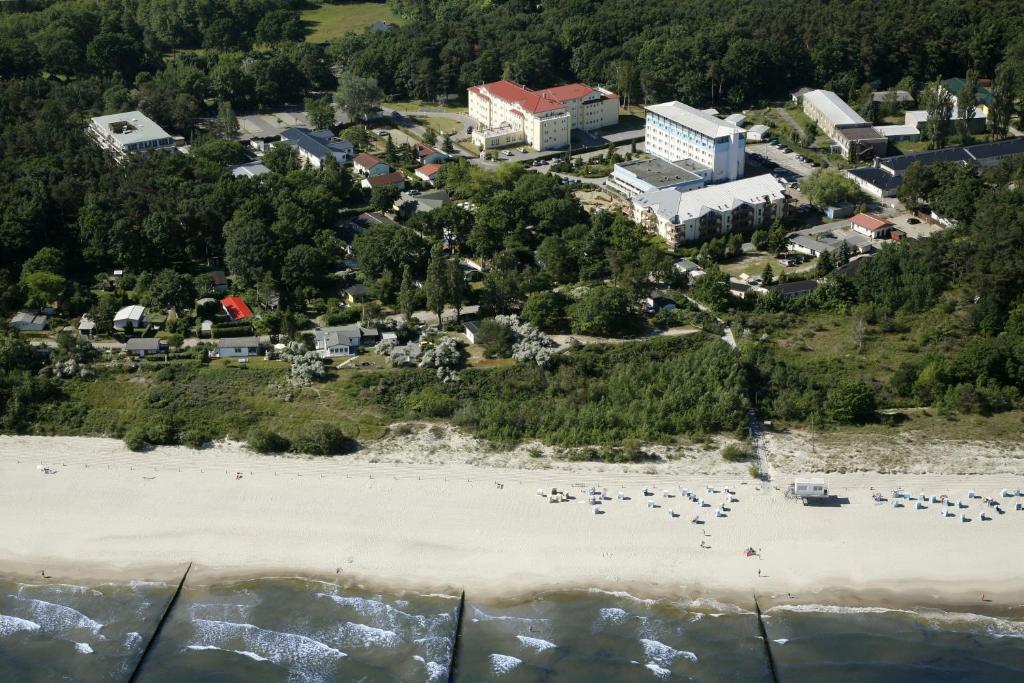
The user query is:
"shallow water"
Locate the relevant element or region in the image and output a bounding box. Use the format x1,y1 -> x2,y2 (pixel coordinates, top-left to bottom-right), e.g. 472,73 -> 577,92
2,576 -> 1023,681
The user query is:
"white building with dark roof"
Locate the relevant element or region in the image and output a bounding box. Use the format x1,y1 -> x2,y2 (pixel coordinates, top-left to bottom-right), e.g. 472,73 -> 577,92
644,101 -> 746,182
607,157 -> 707,198
88,111 -> 175,160
632,174 -> 786,246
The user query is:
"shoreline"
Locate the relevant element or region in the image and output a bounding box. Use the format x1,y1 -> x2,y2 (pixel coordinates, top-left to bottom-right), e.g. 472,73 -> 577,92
3,435 -> 1024,612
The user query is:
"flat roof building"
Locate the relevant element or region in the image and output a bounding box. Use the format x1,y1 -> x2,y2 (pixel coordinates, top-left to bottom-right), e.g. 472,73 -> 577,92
88,111 -> 175,160
607,157 -> 707,198
644,101 -> 745,182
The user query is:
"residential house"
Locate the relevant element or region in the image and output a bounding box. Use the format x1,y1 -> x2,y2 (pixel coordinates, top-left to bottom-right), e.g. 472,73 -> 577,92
361,171 -> 406,190
414,163 -> 443,185
313,325 -> 379,357
88,111 -> 175,160
9,311 -> 48,331
790,87 -> 813,103
728,281 -> 752,299
221,296 -> 253,321
673,257 -> 705,279
644,101 -> 745,182
216,336 -> 262,358
468,80 -> 618,151
113,305 -> 147,331
771,280 -> 818,299
607,157 -> 707,198
941,77 -> 993,117
645,290 -> 677,312
280,128 -> 355,168
414,143 -> 448,165
124,337 -> 165,357
903,104 -> 986,134
353,153 -> 390,176
77,315 -> 96,338
230,161 -> 271,177
344,284 -> 372,304
632,174 -> 786,246
393,189 -> 452,220
850,213 -> 894,239
463,321 -> 481,344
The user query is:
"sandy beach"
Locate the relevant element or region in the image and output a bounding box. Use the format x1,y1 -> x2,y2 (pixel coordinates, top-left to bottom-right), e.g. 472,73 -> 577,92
2,434 -> 1024,607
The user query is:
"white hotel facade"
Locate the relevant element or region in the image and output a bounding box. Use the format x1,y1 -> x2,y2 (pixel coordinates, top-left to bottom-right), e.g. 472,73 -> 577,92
468,80 -> 619,151
644,101 -> 745,183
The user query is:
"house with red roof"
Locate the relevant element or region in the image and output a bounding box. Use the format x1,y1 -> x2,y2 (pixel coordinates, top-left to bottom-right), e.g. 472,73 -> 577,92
415,164 -> 443,184
850,213 -> 894,239
353,152 -> 390,177
361,171 -> 406,190
221,296 -> 254,321
467,80 -> 619,151
414,143 -> 448,165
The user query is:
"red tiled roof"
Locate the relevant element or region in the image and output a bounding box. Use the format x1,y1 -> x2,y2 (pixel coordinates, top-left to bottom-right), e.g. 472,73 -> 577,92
536,83 -> 596,102
476,80 -> 566,113
415,143 -> 441,158
366,171 -> 405,187
852,213 -> 892,230
354,152 -> 384,168
416,164 -> 442,177
221,296 -> 253,321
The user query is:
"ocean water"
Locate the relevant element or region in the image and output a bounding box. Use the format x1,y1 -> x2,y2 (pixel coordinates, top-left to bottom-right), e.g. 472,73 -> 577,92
2,576 -> 1023,681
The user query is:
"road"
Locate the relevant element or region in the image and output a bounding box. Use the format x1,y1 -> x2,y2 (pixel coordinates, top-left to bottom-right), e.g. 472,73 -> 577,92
747,143 -> 815,177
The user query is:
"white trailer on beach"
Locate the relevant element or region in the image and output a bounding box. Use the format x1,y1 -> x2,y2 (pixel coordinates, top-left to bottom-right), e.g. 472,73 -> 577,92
792,478 -> 828,499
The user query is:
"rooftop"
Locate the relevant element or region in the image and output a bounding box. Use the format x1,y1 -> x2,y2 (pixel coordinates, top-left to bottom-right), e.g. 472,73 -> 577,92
871,90 -> 914,103
221,296 -> 253,321
835,125 -> 886,142
125,338 -> 163,351
114,305 -> 146,321
875,124 -> 920,138
645,101 -> 744,139
280,127 -> 353,161
942,78 -> 993,106
471,80 -> 606,114
90,111 -> 172,146
846,166 -> 902,192
416,163 -> 443,177
365,171 -> 406,187
634,174 -> 786,224
216,336 -> 261,348
354,152 -> 385,168
231,162 -> 271,177
851,213 -> 891,230
614,158 -> 703,187
803,90 -> 866,127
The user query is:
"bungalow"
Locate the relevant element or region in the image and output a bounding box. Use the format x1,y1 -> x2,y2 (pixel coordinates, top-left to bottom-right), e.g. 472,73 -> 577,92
113,305 -> 147,331
393,189 -> 452,220
673,257 -> 704,279
415,163 -> 443,185
361,171 -> 406,190
645,290 -> 677,312
230,161 -> 271,178
125,337 -> 165,357
221,296 -> 253,321
9,311 -> 48,331
280,128 -> 355,168
746,124 -> 770,142
344,283 -> 372,304
771,280 -> 818,299
850,213 -> 894,239
216,336 -> 262,358
463,320 -> 481,344
728,281 -> 752,299
353,152 -> 390,176
414,143 -> 448,165
313,325 -> 379,357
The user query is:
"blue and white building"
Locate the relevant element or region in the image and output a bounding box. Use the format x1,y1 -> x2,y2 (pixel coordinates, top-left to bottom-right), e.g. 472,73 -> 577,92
644,101 -> 745,182
606,157 -> 707,198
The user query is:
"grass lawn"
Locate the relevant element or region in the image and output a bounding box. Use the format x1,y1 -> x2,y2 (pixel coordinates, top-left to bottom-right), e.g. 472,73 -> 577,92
412,115 -> 464,135
895,140 -> 931,154
813,410 -> 1024,447
720,252 -> 814,279
385,100 -> 468,114
302,2 -> 401,43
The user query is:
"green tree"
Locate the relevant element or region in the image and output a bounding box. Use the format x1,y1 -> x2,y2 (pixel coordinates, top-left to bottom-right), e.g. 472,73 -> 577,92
263,143 -> 301,174
836,240 -> 851,266
989,62 -> 1017,139
816,250 -> 835,276
399,264 -> 415,321
521,290 -> 568,332
334,71 -> 384,122
896,162 -> 936,209
567,285 -> 637,337
214,100 -> 239,138
441,134 -> 454,154
923,79 -> 954,149
369,185 -> 400,212
305,96 -> 335,131
957,70 -> 978,143
340,124 -> 371,148
476,318 -> 515,357
422,126 -> 438,145
424,243 -> 449,324
22,271 -> 65,310
825,380 -> 877,424
446,259 -> 466,322
799,169 -> 865,207
536,235 -> 576,283
760,263 -> 775,286
147,269 -> 196,311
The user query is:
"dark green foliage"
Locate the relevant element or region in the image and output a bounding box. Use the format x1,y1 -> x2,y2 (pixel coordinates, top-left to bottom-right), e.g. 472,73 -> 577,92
722,443 -> 752,462
290,422 -> 357,455
247,426 -> 291,454
476,319 -> 515,358
567,286 -> 641,337
521,291 -> 568,332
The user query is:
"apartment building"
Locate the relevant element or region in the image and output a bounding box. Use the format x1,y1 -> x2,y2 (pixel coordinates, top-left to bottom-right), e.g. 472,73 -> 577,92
88,111 -> 175,160
632,174 -> 786,246
802,89 -> 887,159
643,101 -> 745,182
468,80 -> 619,151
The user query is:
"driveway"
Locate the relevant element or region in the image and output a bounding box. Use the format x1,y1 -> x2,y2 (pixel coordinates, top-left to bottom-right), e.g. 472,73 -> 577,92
748,143 -> 815,177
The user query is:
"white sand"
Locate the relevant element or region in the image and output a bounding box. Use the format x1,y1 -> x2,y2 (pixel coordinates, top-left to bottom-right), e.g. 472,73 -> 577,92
2,435 -> 1024,605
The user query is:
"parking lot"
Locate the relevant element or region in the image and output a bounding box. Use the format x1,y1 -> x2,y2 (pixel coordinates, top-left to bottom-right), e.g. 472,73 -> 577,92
747,142 -> 817,176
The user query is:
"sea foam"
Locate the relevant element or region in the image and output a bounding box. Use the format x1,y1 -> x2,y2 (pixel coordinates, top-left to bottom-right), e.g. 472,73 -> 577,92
74,642 -> 93,654
191,619 -> 345,671
516,635 -> 557,652
489,653 -> 523,675
0,615 -> 41,637
599,607 -> 629,623
330,621 -> 401,648
185,644 -> 270,661
640,638 -> 698,665
13,597 -> 103,634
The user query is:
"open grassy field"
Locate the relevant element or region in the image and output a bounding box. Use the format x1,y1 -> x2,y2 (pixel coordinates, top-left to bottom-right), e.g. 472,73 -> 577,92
385,100 -> 468,114
302,2 -> 401,42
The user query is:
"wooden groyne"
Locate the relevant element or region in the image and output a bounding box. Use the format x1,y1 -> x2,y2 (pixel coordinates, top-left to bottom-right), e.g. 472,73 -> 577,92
447,590 -> 467,683
753,593 -> 780,683
128,562 -> 192,682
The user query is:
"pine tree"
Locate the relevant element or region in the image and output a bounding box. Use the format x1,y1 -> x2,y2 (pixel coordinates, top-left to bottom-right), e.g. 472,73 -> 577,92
424,243 -> 449,325
399,265 -> 415,321
446,259 -> 466,322
817,250 -> 835,276
384,136 -> 398,164
760,262 -> 775,286
423,126 -> 438,146
441,134 -> 454,154
836,241 -> 851,266
957,70 -> 978,143
216,100 -> 238,138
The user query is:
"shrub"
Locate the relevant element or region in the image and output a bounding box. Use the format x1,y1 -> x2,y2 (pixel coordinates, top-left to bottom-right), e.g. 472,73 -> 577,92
181,429 -> 210,449
247,427 -> 291,454
722,443 -> 752,462
123,426 -> 149,451
477,319 -> 515,357
291,422 -> 357,456
748,464 -> 761,479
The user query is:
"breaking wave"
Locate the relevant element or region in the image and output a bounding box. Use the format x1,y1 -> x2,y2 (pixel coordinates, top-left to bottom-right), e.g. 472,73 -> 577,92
489,653 -> 522,675
516,635 -> 557,652
0,615 -> 41,637
191,619 -> 345,676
